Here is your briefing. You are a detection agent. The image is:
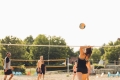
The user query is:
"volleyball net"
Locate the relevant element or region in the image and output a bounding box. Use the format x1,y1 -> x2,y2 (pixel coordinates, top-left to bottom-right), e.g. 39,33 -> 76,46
1,43 -> 120,47
10,59 -> 66,68
0,43 -> 120,69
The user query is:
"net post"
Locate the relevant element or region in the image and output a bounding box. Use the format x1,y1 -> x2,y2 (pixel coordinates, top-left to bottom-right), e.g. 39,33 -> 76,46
67,58 -> 69,74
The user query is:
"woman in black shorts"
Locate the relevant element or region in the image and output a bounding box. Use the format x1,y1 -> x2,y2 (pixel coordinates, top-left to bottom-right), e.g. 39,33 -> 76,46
41,61 -> 46,80
77,46 -> 92,80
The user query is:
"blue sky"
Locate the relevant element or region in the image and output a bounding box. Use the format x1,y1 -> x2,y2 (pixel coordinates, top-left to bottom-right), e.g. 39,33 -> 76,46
0,0 -> 120,51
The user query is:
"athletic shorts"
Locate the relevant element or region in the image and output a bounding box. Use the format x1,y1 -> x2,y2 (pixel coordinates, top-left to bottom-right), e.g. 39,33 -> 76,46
36,68 -> 42,74
4,69 -> 12,75
41,70 -> 45,74
77,68 -> 88,74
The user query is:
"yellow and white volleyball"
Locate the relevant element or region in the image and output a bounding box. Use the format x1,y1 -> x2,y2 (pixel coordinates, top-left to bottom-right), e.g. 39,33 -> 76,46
79,23 -> 86,29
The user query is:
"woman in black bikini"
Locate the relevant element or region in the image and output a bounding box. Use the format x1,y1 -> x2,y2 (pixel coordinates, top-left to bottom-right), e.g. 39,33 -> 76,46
77,46 -> 92,80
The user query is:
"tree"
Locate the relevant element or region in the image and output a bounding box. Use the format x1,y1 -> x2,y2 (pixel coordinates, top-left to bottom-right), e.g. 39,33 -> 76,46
30,34 -> 49,60
74,50 -> 79,57
48,36 -> 67,59
103,40 -> 120,63
0,36 -> 26,66
99,43 -> 105,55
0,53 -> 3,69
67,48 -> 77,58
24,35 -> 34,45
30,34 -> 74,66
23,35 -> 34,60
90,48 -> 101,63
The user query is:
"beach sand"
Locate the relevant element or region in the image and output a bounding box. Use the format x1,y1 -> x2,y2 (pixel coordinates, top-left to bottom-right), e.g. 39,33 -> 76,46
0,73 -> 120,80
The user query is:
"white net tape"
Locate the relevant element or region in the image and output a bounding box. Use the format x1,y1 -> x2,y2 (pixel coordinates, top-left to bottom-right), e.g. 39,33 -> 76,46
0,43 -> 120,47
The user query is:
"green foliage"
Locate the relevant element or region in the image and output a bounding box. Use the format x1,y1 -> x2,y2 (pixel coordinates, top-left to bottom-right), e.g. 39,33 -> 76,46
0,36 -> 26,59
23,35 -> 34,60
90,48 -> 101,62
30,34 -> 75,61
0,34 -> 76,67
99,47 -> 105,55
24,35 -> 34,45
103,40 -> 120,62
0,53 -> 3,69
30,34 -> 49,60
1,34 -> 120,67
74,51 -> 79,57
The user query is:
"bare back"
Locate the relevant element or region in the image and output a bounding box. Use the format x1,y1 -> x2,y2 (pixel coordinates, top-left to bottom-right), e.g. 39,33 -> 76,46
79,47 -> 88,60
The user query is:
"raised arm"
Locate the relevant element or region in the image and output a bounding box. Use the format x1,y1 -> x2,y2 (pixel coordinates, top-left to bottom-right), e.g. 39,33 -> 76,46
79,46 -> 93,58
79,46 -> 88,56
80,46 -> 86,55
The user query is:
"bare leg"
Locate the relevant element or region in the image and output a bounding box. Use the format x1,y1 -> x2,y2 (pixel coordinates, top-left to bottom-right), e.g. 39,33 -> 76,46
43,74 -> 44,80
77,72 -> 82,80
37,74 -> 40,80
8,74 -> 13,80
37,74 -> 42,80
4,75 -> 7,80
72,73 -> 76,80
86,77 -> 89,80
86,74 -> 89,80
82,74 -> 87,80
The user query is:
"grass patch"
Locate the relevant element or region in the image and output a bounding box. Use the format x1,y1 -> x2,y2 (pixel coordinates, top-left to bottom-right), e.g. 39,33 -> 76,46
25,68 -> 36,75
0,70 -> 4,75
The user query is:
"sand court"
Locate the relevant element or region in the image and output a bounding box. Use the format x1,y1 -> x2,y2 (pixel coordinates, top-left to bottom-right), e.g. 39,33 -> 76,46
0,73 -> 120,80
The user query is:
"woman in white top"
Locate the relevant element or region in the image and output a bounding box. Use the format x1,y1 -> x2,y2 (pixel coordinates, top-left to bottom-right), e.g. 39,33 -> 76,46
4,52 -> 13,80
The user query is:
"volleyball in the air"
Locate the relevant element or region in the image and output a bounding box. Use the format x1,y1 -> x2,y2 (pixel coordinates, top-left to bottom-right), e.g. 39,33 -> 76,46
79,23 -> 86,29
